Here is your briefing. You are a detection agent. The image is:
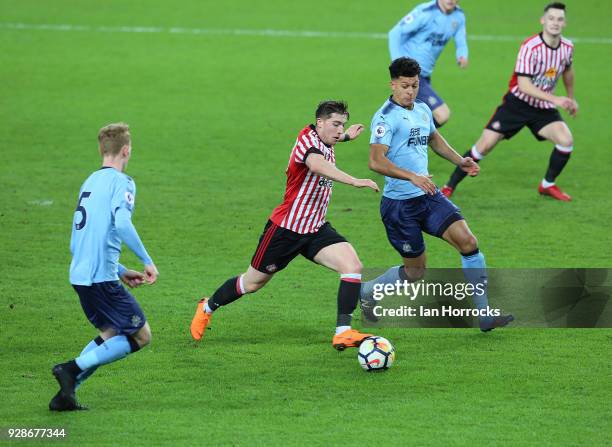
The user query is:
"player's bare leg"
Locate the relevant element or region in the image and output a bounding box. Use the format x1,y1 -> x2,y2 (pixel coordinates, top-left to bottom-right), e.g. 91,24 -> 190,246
190,267 -> 273,341
442,220 -> 514,331
432,103 -> 451,128
537,121 -> 574,201
313,242 -> 372,350
401,252 -> 427,282
442,129 -> 504,197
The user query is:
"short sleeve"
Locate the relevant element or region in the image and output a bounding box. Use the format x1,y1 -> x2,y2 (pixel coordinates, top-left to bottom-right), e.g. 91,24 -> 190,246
370,117 -> 394,146
111,176 -> 136,216
514,43 -> 536,76
293,132 -> 323,164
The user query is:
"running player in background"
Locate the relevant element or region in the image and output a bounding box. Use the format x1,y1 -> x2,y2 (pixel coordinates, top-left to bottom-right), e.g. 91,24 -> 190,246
362,57 -> 513,331
190,101 -> 380,351
50,123 -> 159,411
388,0 -> 468,127
442,2 -> 577,201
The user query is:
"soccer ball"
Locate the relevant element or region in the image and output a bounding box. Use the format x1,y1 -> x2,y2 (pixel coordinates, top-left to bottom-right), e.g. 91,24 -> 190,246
358,336 -> 396,371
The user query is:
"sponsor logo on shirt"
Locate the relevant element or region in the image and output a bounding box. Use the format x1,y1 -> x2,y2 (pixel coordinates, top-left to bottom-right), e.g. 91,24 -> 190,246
408,128 -> 429,146
318,178 -> 333,188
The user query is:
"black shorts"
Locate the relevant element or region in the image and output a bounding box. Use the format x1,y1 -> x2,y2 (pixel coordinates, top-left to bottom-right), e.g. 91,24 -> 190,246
250,220 -> 348,274
485,93 -> 564,141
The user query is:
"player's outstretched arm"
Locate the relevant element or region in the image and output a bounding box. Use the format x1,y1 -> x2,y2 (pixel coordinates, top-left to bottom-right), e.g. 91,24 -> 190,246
369,143 -> 436,195
306,153 -> 379,192
338,124 -> 365,143
428,132 -> 479,176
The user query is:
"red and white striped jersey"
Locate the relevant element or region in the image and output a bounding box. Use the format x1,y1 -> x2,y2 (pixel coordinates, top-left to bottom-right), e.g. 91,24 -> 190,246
270,125 -> 336,234
508,32 -> 574,109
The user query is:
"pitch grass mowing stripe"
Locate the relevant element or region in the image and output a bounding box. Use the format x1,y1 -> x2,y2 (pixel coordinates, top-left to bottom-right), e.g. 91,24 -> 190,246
1,22 -> 612,45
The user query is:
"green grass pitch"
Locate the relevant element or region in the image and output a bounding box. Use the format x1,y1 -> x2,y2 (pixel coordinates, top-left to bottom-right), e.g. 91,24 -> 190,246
1,0 -> 611,445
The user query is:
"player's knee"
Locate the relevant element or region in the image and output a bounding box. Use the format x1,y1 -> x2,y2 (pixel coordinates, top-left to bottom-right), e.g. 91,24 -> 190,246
133,325 -> 152,348
341,259 -> 363,275
405,266 -> 425,281
459,235 -> 479,254
434,107 -> 450,125
556,137 -> 573,149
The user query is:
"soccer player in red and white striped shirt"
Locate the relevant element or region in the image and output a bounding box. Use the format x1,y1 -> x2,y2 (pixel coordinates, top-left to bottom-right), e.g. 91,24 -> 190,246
190,101 -> 381,350
442,2 -> 578,201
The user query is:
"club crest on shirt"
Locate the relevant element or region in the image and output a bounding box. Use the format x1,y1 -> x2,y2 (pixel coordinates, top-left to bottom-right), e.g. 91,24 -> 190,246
375,125 -> 386,137
403,14 -> 414,24
452,20 -> 459,30
125,191 -> 135,205
422,112 -> 429,122
544,67 -> 557,79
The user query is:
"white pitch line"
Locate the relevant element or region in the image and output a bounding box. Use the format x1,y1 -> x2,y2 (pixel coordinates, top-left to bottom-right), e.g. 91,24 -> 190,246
1,22 -> 611,45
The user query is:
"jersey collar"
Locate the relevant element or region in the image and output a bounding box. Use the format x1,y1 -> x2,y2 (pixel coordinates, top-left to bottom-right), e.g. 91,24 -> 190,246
388,95 -> 414,111
539,32 -> 561,50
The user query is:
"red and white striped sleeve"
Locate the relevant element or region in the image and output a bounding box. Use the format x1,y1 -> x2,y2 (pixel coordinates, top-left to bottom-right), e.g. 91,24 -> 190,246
293,129 -> 323,164
514,37 -> 538,76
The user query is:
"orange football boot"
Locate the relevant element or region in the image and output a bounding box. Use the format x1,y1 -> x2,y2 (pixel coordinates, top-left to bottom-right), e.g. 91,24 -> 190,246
190,298 -> 213,341
332,329 -> 373,351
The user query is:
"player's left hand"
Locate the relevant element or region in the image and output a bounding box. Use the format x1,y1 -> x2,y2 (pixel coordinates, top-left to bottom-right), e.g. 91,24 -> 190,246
457,57 -> 468,69
345,124 -> 365,141
120,270 -> 146,288
459,157 -> 480,176
568,99 -> 579,117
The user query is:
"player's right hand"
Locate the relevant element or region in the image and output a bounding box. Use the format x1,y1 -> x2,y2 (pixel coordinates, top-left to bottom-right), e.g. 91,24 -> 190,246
144,263 -> 159,285
457,57 -> 468,69
120,270 -> 146,288
353,179 -> 380,192
410,174 -> 437,195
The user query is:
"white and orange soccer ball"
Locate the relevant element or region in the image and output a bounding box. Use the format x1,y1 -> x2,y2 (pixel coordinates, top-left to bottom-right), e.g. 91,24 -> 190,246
357,336 -> 396,371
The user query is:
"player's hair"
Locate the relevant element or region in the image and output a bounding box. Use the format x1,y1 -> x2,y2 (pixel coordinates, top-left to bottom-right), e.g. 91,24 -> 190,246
315,100 -> 349,120
544,2 -> 565,12
389,57 -> 421,79
98,122 -> 131,156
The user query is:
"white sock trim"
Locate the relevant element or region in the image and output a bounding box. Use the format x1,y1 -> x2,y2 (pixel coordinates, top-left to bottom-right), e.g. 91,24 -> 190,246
555,144 -> 573,154
335,325 -> 351,335
541,179 -> 555,188
238,274 -> 246,295
204,301 -> 213,314
470,145 -> 484,160
340,273 -> 362,281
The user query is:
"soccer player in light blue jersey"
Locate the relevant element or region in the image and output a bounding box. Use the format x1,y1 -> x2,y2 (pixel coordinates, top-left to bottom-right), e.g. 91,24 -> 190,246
50,123 -> 159,411
361,58 -> 513,331
388,0 -> 467,127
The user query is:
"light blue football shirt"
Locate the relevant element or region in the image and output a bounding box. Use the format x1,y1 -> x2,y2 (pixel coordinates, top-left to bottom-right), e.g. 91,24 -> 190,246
388,0 -> 467,78
69,167 -> 152,285
370,97 -> 436,200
